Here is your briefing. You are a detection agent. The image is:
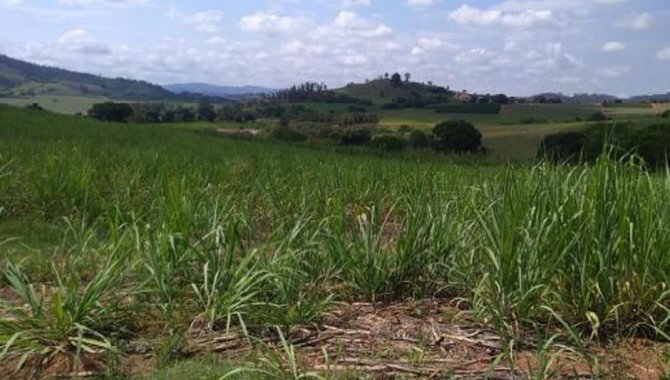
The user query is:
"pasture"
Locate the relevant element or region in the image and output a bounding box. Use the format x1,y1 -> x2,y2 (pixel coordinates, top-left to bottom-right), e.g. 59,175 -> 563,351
0,94 -> 104,114
2,105 -> 670,378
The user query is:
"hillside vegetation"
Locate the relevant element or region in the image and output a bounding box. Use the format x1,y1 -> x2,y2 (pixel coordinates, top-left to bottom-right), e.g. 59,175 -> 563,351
0,54 -> 175,100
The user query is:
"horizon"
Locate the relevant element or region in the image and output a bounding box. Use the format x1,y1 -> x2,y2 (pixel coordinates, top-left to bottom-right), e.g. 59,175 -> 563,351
1,0 -> 669,97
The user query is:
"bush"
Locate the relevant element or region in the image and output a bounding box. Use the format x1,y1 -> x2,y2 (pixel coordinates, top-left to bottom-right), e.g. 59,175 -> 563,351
630,123 -> 670,167
432,120 -> 482,154
537,123 -> 633,164
662,110 -> 670,118
538,132 -> 586,163
587,111 -> 609,122
398,124 -> 412,133
371,135 -> 407,152
270,125 -> 308,142
335,126 -> 372,146
408,129 -> 429,149
88,102 -> 134,122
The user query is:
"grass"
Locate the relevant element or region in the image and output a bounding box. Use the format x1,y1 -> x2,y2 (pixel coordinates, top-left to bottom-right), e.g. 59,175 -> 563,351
2,105 -> 670,377
0,95 -> 106,114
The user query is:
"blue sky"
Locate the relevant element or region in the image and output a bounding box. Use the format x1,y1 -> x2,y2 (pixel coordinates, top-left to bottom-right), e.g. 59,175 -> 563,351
0,0 -> 668,96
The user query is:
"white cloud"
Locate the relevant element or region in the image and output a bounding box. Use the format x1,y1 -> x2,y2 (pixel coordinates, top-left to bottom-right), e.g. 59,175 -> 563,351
168,9 -> 223,34
338,53 -> 368,66
407,0 -> 435,8
448,5 -> 554,28
332,11 -> 392,37
239,12 -> 307,34
58,29 -> 110,55
0,0 -> 22,6
616,12 -> 653,31
57,0 -> 150,7
601,41 -> 625,52
657,48 -> 670,61
592,0 -> 630,4
598,65 -> 631,78
342,0 -> 371,8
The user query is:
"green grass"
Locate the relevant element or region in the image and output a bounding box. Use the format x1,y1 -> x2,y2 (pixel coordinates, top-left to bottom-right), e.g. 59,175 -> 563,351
0,94 -> 106,114
502,104 -> 601,121
3,105 -> 670,377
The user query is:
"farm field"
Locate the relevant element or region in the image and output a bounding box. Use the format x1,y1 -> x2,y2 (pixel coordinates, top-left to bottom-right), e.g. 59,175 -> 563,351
2,105 -> 670,378
0,95 -> 105,114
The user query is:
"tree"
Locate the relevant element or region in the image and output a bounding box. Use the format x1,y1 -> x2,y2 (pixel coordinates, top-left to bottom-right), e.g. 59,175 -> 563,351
537,132 -> 586,163
371,135 -> 407,152
404,73 -> 411,83
196,97 -> 216,122
432,120 -> 482,154
88,102 -> 133,122
408,129 -> 429,149
391,73 -> 403,87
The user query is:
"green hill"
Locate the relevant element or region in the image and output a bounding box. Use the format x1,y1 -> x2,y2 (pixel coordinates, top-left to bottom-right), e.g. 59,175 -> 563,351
0,54 -> 176,101
336,78 -> 452,106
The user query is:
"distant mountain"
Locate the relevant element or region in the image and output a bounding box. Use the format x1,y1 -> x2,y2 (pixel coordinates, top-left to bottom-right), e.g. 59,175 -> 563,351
0,54 -> 176,101
532,93 -> 619,104
628,92 -> 670,103
165,83 -> 273,97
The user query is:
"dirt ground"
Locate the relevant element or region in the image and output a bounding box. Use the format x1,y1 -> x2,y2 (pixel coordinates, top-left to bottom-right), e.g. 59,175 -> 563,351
2,298 -> 669,379
183,300 -> 668,379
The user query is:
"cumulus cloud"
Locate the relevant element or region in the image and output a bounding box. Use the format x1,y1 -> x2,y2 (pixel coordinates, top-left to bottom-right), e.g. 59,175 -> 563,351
239,12 -> 308,34
342,0 -> 371,8
601,41 -> 625,52
407,0 -> 436,8
598,65 -> 631,78
0,0 -> 22,6
331,11 -> 392,37
616,12 -> 653,31
168,9 -> 223,34
592,0 -> 630,4
657,48 -> 670,61
57,0 -> 150,7
58,29 -> 110,55
338,53 -> 368,66
448,5 -> 554,28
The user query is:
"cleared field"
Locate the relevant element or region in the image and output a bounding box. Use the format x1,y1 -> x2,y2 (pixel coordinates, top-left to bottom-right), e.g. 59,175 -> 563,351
0,94 -> 104,114
2,105 -> 670,378
501,103 -> 600,121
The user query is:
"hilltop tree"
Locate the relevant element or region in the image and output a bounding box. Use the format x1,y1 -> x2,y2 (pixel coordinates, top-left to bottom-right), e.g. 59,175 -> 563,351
404,73 -> 411,83
391,73 -> 402,87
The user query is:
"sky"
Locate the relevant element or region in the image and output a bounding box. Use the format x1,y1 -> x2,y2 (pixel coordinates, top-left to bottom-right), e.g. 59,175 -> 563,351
0,0 -> 668,96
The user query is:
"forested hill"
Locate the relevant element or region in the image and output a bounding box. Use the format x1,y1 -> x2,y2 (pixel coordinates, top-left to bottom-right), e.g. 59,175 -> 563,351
0,54 -> 176,101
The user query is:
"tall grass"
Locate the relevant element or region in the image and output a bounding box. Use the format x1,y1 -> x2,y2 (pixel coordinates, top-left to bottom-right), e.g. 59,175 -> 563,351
3,106 -> 670,373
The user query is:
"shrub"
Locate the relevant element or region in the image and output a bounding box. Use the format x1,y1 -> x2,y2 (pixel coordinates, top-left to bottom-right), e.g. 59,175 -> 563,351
408,129 -> 429,149
398,124 -> 412,133
537,132 -> 586,163
88,102 -> 134,122
630,123 -> 670,167
662,110 -> 670,118
335,126 -> 372,146
587,111 -> 609,122
270,125 -> 308,142
538,123 -> 633,164
371,135 -> 407,152
432,120 -> 482,154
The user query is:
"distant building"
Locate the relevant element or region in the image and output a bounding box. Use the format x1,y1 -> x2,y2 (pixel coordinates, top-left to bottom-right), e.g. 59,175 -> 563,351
457,90 -> 472,102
